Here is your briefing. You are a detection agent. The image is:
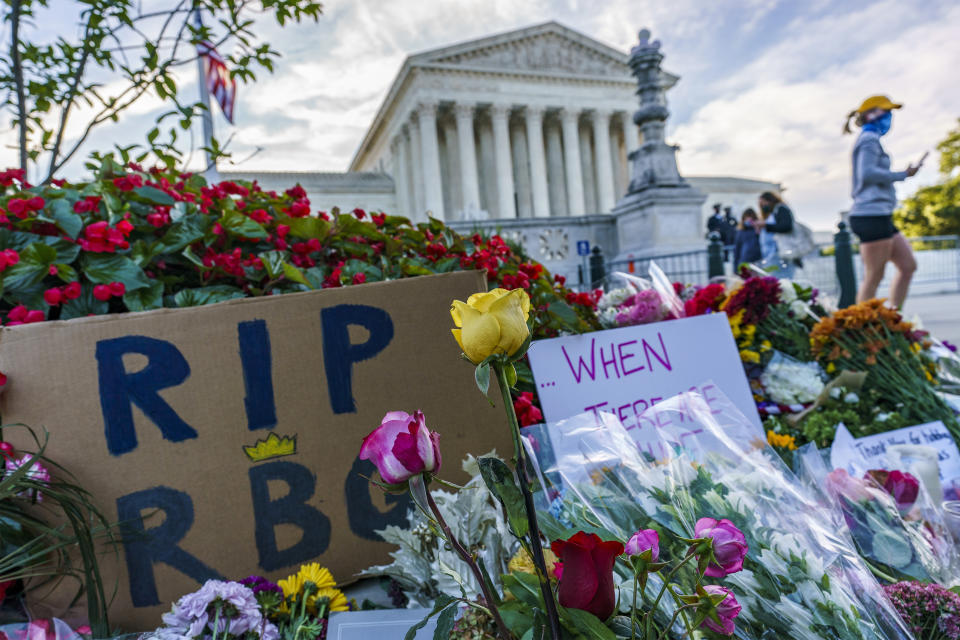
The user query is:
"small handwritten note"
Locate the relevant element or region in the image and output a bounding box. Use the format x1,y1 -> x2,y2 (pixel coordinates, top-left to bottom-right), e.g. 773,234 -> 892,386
527,314 -> 762,441
830,421 -> 960,499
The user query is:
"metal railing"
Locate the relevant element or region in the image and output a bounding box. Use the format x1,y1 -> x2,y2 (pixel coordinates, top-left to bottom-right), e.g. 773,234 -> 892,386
586,228 -> 960,306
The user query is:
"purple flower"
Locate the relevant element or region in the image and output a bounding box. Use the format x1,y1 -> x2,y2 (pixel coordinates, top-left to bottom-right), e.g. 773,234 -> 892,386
158,579 -> 278,640
624,529 -> 659,561
700,585 -> 741,636
944,340 -> 958,353
241,575 -> 282,595
693,518 -> 748,578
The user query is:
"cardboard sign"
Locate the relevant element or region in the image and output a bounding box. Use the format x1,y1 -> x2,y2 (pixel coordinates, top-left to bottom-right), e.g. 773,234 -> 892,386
526,314 -> 762,447
831,421 -> 960,499
0,271 -> 511,630
326,609 -> 437,639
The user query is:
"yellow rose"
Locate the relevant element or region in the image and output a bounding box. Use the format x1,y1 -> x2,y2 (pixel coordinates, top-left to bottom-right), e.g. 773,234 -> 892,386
451,288 -> 531,364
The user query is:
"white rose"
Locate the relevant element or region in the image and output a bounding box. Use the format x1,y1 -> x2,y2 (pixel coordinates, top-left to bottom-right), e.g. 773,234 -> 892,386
779,280 -> 798,303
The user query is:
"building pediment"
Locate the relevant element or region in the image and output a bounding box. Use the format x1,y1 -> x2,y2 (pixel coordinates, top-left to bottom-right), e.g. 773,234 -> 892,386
410,22 -> 631,79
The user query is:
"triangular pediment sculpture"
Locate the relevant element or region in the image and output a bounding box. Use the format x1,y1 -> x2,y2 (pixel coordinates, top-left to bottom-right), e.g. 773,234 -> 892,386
410,22 -> 631,78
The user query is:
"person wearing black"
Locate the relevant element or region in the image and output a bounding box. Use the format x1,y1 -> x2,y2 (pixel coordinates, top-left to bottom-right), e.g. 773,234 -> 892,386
707,203 -> 736,259
733,208 -> 762,268
754,191 -> 796,278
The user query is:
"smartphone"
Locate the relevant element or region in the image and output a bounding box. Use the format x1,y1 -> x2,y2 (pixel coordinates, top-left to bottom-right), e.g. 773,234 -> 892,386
917,151 -> 930,167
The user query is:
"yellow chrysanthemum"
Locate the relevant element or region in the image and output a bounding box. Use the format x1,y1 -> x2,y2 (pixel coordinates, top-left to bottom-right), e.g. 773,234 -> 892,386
508,547 -> 559,578
767,430 -> 797,451
315,586 -> 350,613
298,563 -> 336,589
278,563 -> 339,612
739,349 -> 760,364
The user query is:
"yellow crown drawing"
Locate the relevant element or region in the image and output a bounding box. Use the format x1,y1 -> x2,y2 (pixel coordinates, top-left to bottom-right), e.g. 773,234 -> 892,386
243,432 -> 297,462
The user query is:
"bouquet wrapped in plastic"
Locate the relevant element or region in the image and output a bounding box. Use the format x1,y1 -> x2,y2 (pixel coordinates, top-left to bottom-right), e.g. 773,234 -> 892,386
796,444 -> 960,587
525,387 -> 912,640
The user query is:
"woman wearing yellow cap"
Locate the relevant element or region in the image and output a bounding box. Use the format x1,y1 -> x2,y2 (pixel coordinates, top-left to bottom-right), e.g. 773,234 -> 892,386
844,95 -> 924,307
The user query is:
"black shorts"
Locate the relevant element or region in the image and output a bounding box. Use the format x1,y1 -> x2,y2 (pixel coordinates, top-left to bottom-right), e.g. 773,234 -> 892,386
850,215 -> 898,243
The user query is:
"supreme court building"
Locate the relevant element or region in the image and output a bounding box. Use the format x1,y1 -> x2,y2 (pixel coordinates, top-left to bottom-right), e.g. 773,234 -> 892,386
224,22 -> 779,282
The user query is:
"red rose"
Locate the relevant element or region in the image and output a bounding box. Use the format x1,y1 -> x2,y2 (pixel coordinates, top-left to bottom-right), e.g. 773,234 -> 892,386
550,532 -> 623,620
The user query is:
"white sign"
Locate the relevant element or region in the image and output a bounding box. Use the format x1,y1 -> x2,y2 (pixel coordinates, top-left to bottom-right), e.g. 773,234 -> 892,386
527,314 -> 762,442
830,421 -> 960,500
326,609 -> 437,639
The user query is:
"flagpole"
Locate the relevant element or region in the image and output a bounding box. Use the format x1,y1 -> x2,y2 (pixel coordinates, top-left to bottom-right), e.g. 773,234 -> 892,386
193,8 -> 218,178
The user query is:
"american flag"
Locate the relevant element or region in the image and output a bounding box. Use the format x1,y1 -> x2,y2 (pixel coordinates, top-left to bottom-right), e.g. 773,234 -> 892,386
196,31 -> 236,123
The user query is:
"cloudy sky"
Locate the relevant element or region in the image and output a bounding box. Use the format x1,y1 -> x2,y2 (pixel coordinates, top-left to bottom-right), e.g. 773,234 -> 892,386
7,0 -> 960,230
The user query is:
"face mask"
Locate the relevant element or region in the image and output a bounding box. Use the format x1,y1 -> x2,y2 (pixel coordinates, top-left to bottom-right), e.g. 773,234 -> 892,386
863,111 -> 893,136
760,203 -> 773,214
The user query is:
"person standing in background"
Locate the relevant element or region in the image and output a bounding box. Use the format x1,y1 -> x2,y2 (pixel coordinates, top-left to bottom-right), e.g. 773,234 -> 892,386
844,95 -> 924,308
755,191 -> 796,278
733,208 -> 762,268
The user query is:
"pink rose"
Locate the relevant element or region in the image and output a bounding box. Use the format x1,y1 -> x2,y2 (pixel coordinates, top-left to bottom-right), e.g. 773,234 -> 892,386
625,529 -> 659,561
693,518 -> 748,578
359,410 -> 441,484
700,585 -> 741,635
825,468 -> 872,502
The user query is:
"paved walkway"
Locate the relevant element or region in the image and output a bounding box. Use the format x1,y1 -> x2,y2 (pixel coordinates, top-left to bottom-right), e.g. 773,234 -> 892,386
903,292 -> 960,345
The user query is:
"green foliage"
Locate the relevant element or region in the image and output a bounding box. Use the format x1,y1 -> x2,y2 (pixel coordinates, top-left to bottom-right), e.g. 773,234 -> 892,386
895,118 -> 960,236
0,424 -> 117,636
0,160 -> 600,332
0,0 -> 324,180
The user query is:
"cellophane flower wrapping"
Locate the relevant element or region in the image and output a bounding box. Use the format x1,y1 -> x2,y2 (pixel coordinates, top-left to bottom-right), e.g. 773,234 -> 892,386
796,444 -> 960,587
760,351 -> 826,405
525,387 -> 913,640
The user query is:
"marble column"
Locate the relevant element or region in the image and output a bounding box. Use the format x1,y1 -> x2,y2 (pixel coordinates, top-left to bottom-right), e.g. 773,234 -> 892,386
454,103 -> 481,216
490,104 -> 516,218
559,108 -> 585,216
525,106 -> 550,217
391,132 -> 410,219
408,116 -> 424,218
592,109 -> 616,212
544,116 -> 567,217
417,101 -> 444,219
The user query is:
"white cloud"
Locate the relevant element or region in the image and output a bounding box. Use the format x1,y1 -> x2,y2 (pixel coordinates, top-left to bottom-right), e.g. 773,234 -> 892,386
672,2 -> 960,230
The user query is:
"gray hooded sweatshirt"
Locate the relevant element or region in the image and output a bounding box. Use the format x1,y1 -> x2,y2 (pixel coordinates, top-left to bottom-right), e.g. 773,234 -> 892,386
850,130 -> 907,216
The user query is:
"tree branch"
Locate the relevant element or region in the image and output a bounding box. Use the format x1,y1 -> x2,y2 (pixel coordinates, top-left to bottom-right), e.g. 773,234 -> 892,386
45,11 -> 96,182
10,0 -> 27,172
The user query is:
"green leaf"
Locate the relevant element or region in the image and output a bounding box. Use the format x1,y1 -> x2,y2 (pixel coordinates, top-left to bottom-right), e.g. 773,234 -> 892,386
52,263 -> 76,282
561,607 -> 617,640
477,456 -> 529,539
279,215 -> 330,240
2,242 -> 57,293
173,285 -> 246,308
133,185 -> 176,205
60,285 -> 109,320
505,362 -> 518,388
219,210 -> 267,239
81,253 -> 152,291
157,215 -> 210,253
260,250 -> 286,279
547,300 -> 581,329
404,593 -> 456,640
502,572 -> 541,608
474,362 -> 490,396
122,280 -> 164,311
281,262 -> 312,288
433,604 -> 457,640
47,198 -> 83,239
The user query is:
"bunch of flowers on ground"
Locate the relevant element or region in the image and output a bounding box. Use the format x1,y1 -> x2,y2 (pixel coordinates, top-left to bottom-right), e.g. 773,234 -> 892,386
883,581 -> 960,640
145,564 -> 349,640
